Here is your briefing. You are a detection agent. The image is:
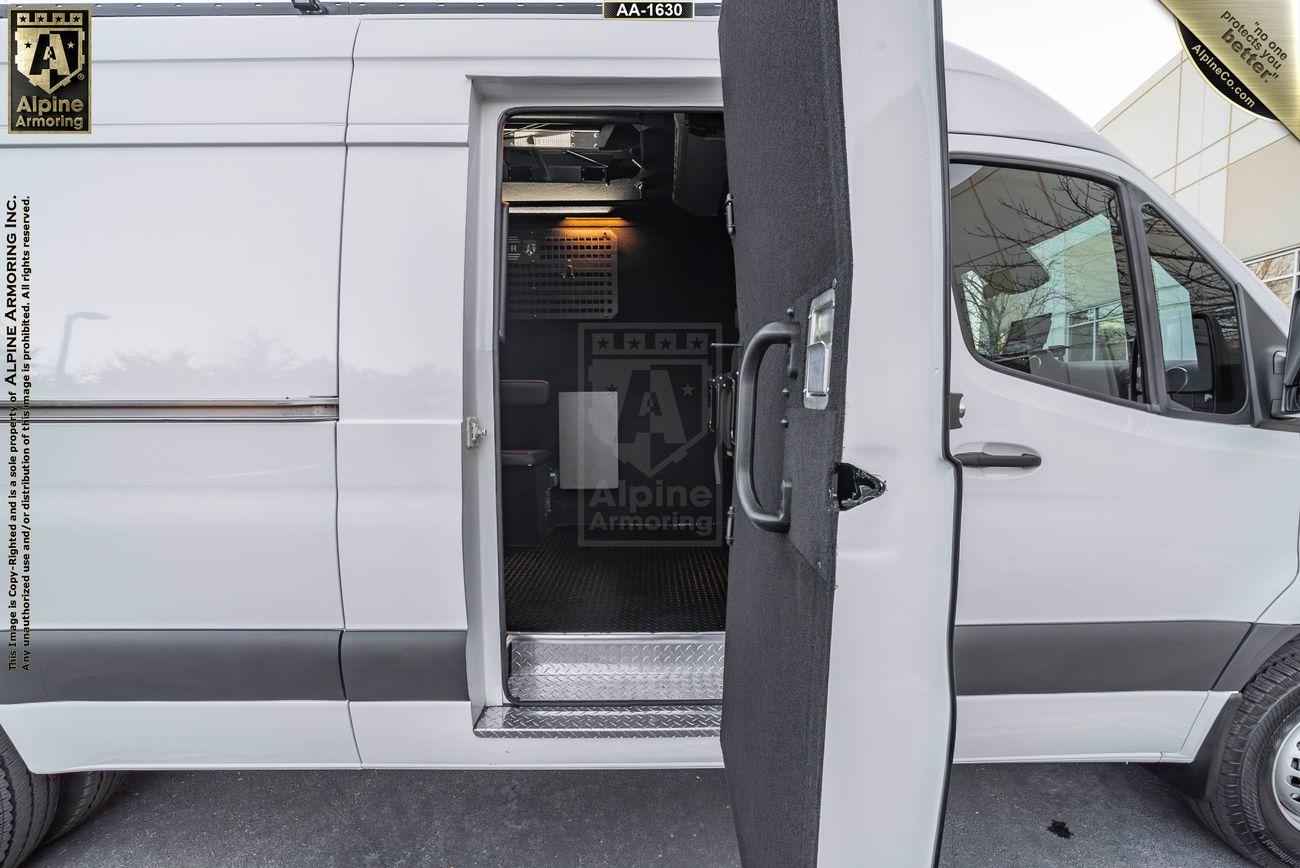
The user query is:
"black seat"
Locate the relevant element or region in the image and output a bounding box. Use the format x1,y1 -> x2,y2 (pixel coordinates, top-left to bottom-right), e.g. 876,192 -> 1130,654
501,448 -> 553,467
501,379 -> 550,407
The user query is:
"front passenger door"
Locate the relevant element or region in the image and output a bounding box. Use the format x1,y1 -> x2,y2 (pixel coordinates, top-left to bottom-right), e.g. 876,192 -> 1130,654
950,156 -> 1300,737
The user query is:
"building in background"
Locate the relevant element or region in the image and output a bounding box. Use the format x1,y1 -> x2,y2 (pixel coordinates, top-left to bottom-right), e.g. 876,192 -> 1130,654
1098,53 -> 1300,305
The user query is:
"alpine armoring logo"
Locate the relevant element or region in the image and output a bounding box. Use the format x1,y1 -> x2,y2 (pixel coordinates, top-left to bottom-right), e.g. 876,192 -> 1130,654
9,9 -> 91,134
579,322 -> 721,546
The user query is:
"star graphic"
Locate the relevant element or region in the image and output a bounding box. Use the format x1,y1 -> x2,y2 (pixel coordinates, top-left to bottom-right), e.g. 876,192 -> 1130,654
596,338 -> 610,349
681,383 -> 695,397
23,42 -> 31,50
659,338 -> 672,350
628,338 -> 641,349
690,337 -> 704,350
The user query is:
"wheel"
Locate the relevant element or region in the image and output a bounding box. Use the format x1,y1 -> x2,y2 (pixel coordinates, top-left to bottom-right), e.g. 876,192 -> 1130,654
1194,642 -> 1300,865
0,728 -> 57,868
42,771 -> 127,843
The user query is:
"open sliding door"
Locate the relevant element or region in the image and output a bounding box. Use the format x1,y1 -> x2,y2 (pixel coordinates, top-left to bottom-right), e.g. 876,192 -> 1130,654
718,2 -> 958,865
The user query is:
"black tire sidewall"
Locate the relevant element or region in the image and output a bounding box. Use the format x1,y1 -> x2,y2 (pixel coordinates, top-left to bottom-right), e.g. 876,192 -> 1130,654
1246,685 -> 1300,864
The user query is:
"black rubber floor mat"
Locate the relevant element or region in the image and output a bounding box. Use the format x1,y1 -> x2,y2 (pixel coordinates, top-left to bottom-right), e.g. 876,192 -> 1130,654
504,529 -> 728,633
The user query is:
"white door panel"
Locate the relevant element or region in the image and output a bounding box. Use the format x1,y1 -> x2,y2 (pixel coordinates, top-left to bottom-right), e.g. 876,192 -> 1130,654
36,423 -> 340,629
718,0 -> 953,863
818,2 -> 955,862
17,146 -> 342,402
948,144 -> 1300,629
337,146 -> 468,630
0,701 -> 359,773
953,691 -> 1210,763
954,348 -> 1300,624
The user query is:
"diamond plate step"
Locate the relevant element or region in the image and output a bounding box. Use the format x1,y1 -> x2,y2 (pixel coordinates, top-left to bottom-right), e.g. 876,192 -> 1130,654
507,633 -> 725,703
474,704 -> 721,738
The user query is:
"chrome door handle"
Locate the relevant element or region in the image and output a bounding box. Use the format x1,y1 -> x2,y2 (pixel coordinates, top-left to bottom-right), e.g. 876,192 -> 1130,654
954,451 -> 1041,469
734,321 -> 799,533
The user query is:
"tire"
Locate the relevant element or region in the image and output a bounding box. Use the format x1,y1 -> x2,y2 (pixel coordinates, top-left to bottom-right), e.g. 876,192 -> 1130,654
0,728 -> 57,868
42,772 -> 127,844
1194,642 -> 1300,865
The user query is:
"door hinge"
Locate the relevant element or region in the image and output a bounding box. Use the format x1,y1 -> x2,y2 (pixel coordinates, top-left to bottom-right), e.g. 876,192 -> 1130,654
464,417 -> 488,450
724,193 -> 736,239
835,463 -> 886,511
291,0 -> 328,12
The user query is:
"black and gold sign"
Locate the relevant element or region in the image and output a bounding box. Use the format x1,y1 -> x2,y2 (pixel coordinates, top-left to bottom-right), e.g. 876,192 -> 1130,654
602,2 -> 695,20
1177,21 -> 1277,121
1161,1 -> 1296,138
8,8 -> 91,134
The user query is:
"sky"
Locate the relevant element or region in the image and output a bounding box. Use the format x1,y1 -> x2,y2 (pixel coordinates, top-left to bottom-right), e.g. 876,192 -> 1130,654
943,0 -> 1182,125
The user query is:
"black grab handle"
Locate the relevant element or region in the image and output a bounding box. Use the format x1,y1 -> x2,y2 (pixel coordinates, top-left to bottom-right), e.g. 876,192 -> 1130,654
734,321 -> 799,533
954,451 -> 1042,469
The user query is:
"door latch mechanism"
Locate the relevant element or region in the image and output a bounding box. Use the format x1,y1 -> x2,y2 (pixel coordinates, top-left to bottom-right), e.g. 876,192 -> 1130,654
464,417 -> 488,450
835,463 -> 886,511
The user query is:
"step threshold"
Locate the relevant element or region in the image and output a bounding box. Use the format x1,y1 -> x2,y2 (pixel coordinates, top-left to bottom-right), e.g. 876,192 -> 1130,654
475,705 -> 721,738
507,632 -> 725,704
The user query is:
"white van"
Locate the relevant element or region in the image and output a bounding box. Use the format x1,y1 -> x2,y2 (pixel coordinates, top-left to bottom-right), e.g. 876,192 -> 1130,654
2,1 -> 1299,865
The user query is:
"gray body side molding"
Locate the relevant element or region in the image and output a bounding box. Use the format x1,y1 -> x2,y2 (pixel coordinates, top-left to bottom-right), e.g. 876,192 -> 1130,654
954,621 -> 1251,695
0,631 -> 345,703
0,622 -> 1291,703
1213,623 -> 1300,691
340,630 -> 470,701
0,630 -> 468,703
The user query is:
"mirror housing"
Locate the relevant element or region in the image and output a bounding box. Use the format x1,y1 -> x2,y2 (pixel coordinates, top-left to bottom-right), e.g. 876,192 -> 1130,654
1272,291 -> 1300,417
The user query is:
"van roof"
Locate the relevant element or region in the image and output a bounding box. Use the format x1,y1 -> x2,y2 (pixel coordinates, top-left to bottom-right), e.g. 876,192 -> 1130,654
944,43 -> 1126,162
39,1 -> 1127,165
43,1 -> 724,16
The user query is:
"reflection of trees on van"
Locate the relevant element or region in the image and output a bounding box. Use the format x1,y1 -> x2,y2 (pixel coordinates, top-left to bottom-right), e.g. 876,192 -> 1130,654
948,164 -> 1141,402
1141,205 -> 1247,415
35,329 -> 335,399
1141,206 -> 1242,359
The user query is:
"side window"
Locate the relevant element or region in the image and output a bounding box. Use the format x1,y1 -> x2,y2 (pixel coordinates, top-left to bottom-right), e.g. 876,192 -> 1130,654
949,164 -> 1144,403
1140,205 -> 1247,416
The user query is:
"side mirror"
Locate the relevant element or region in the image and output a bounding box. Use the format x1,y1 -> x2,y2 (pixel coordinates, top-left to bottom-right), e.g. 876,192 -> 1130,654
1273,291 -> 1300,417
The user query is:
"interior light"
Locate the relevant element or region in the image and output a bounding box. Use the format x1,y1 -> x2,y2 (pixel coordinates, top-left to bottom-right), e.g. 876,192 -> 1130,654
510,205 -> 615,216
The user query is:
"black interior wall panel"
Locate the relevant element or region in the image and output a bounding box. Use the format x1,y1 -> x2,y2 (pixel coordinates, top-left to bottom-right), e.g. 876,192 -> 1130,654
499,210 -> 738,535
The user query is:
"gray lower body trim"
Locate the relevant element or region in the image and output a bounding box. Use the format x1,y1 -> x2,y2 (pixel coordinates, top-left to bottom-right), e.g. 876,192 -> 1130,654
1214,623 -> 1300,691
340,630 -> 469,701
0,630 -> 345,703
0,629 -> 468,703
954,621 -> 1251,695
0,621 -> 1283,704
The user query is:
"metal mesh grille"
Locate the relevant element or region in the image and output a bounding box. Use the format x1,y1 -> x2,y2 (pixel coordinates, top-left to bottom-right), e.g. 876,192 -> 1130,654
506,229 -> 618,319
503,530 -> 728,633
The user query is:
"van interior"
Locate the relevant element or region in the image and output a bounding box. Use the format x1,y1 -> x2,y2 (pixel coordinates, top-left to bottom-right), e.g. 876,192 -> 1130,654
495,111 -> 736,704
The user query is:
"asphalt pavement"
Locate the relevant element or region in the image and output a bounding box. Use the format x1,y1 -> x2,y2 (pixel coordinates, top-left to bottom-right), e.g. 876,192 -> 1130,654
28,763 -> 1252,866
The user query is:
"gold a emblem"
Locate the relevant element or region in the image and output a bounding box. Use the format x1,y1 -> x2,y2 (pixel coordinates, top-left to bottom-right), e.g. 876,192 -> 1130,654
13,12 -> 86,95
